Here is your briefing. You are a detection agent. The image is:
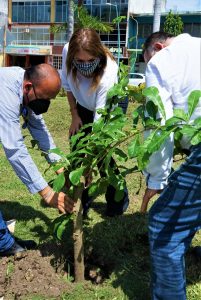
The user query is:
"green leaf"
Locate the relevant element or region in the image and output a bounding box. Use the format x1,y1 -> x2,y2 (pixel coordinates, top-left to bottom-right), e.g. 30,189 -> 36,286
188,90 -> 201,117
146,101 -> 158,120
51,214 -> 73,241
70,131 -> 85,148
146,130 -> 173,155
114,148 -> 128,162
190,131 -> 201,145
69,167 -> 85,185
194,117 -> 201,128
114,189 -> 125,202
49,147 -> 64,156
165,116 -> 184,127
88,178 -> 108,197
53,172 -> 65,192
92,117 -> 105,133
180,125 -> 197,138
128,135 -> 140,158
143,86 -> 166,121
173,108 -> 189,122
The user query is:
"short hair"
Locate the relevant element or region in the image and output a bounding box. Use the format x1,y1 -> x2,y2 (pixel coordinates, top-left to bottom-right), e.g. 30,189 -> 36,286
66,28 -> 115,90
24,64 -> 58,86
142,31 -> 175,56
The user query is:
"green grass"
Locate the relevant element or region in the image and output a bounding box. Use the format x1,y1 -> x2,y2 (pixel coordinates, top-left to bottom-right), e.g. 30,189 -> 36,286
0,97 -> 201,299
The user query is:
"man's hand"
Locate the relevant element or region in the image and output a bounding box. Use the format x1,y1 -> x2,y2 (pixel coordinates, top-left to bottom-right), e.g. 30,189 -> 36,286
40,187 -> 75,214
141,188 -> 162,213
48,191 -> 75,214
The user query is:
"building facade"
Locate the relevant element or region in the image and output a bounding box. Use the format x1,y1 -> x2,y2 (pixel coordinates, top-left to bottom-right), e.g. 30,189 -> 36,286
5,0 -> 129,69
2,0 -> 201,71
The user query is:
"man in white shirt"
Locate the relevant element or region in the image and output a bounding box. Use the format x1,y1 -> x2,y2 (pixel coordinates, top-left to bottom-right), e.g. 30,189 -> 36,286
141,32 -> 201,300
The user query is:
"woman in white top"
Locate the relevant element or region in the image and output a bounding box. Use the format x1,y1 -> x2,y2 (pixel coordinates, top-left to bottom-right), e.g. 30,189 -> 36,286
61,28 -> 129,216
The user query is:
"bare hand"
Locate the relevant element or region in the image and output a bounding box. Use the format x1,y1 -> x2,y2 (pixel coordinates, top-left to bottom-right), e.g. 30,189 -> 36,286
69,115 -> 83,137
141,188 -> 162,213
48,192 -> 75,214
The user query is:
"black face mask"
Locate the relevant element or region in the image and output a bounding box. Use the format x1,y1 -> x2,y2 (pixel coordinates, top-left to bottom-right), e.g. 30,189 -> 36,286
28,99 -> 50,115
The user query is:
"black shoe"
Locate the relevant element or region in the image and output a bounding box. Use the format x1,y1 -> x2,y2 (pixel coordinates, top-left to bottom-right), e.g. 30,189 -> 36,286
15,238 -> 37,250
0,241 -> 25,257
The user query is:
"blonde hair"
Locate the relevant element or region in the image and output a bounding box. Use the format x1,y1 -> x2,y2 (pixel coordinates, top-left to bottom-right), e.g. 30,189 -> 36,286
66,28 -> 115,91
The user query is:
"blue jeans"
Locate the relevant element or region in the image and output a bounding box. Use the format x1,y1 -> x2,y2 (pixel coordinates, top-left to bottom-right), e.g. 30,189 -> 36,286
149,143 -> 201,300
0,211 -> 14,252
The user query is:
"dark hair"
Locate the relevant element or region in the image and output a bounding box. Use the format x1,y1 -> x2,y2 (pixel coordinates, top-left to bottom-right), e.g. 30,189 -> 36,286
142,31 -> 175,56
24,64 -> 58,86
66,28 -> 115,90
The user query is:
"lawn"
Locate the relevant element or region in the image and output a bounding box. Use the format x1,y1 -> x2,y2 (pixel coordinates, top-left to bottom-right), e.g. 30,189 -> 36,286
0,96 -> 201,300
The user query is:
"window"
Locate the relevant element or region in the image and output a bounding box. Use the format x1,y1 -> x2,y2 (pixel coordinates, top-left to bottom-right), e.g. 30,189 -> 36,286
55,0 -> 68,23
12,1 -> 51,23
53,55 -> 62,70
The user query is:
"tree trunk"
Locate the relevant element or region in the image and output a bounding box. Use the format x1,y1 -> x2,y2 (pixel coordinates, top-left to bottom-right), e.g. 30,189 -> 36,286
67,0 -> 74,42
73,185 -> 85,282
153,0 -> 162,32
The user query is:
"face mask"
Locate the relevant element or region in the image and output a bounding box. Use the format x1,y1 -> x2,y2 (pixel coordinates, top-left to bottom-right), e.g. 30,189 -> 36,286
28,99 -> 50,115
73,58 -> 100,77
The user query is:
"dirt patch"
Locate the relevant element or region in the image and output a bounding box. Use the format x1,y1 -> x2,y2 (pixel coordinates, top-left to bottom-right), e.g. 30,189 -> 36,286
0,243 -> 73,300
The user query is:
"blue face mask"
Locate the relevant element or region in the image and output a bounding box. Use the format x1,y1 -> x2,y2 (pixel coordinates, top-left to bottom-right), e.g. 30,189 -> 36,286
73,58 -> 100,77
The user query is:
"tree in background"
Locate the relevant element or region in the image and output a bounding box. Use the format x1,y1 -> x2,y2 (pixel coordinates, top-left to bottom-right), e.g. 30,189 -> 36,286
164,10 -> 184,36
50,5 -> 113,36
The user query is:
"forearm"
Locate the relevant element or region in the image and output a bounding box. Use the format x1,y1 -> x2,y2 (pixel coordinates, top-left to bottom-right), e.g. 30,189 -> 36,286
67,91 -> 79,118
27,110 -> 60,163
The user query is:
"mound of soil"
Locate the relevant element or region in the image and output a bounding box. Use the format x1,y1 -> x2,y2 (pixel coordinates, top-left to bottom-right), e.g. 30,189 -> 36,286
0,243 -> 73,300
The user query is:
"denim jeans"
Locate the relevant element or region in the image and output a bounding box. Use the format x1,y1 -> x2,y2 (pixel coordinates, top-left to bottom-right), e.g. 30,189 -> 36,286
149,143 -> 201,300
0,211 -> 14,252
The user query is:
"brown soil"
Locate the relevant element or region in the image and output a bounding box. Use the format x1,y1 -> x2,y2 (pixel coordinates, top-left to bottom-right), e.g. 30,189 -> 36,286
0,242 -> 74,300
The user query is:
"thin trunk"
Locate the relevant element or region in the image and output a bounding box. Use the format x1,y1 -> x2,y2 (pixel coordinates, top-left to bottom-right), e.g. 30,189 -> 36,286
67,0 -> 74,42
153,0 -> 162,32
73,185 -> 85,282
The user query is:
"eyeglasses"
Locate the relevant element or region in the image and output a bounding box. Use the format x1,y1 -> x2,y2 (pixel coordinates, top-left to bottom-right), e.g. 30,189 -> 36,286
31,84 -> 50,101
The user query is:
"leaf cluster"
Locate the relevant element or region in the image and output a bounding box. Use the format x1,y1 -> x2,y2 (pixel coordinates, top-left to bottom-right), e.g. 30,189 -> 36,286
50,5 -> 114,34
48,62 -> 200,238
164,10 -> 184,36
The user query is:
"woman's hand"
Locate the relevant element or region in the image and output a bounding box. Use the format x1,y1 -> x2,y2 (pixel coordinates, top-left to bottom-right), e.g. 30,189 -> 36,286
69,114 -> 83,137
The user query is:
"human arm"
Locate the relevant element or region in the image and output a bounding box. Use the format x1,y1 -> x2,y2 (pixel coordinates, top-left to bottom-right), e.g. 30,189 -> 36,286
0,105 -> 74,213
27,110 -> 61,163
67,91 -> 83,137
61,43 -> 82,136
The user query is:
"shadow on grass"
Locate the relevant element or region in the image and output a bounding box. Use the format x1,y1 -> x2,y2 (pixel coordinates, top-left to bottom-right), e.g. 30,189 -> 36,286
0,200 -> 52,240
84,202 -> 201,300
1,200 -> 200,300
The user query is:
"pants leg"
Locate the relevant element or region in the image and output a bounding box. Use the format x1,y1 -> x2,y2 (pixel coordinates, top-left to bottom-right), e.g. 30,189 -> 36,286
149,144 -> 201,300
0,211 -> 14,252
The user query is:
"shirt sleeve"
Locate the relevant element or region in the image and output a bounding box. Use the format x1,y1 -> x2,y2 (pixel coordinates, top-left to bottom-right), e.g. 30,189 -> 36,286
61,43 -> 71,91
0,108 -> 48,194
27,109 -> 61,163
143,60 -> 174,189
